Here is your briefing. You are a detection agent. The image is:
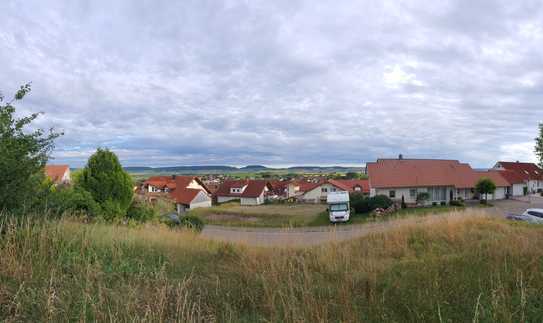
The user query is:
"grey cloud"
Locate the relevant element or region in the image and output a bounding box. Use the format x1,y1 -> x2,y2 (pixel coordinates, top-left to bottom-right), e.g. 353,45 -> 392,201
1,0 -> 543,168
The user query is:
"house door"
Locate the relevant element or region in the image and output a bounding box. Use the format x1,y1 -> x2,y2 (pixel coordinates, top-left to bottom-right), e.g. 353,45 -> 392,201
449,190 -> 453,201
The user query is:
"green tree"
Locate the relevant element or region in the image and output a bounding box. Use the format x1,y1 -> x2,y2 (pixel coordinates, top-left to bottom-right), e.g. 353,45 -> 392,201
78,148 -> 133,220
0,84 -> 62,213
535,123 -> 543,168
475,178 -> 496,204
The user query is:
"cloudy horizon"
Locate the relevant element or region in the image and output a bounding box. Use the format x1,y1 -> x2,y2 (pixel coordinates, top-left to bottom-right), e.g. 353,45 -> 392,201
1,0 -> 542,168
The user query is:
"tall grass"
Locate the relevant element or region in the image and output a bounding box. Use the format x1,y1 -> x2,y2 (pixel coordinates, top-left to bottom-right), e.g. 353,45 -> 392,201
1,211 -> 543,322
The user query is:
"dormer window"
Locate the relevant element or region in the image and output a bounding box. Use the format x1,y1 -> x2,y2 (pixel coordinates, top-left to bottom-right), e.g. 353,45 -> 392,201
230,187 -> 242,194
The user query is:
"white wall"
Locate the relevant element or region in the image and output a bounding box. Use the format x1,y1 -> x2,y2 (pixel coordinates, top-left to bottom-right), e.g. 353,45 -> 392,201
373,187 -> 426,204
217,196 -> 239,203
301,184 -> 345,203
512,184 -> 526,196
190,191 -> 212,209
241,192 -> 265,205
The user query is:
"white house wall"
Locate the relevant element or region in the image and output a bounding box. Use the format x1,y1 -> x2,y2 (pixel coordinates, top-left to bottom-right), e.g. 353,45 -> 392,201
190,191 -> 212,209
217,196 -> 240,203
512,184 -> 526,196
301,184 -> 346,203
241,192 -> 265,205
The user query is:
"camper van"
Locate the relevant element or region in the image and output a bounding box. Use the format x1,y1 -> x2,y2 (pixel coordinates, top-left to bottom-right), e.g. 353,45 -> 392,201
327,191 -> 350,223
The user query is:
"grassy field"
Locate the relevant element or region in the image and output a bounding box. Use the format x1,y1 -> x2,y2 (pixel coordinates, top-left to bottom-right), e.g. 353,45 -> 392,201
2,211 -> 543,322
189,202 -> 463,228
188,202 -> 328,227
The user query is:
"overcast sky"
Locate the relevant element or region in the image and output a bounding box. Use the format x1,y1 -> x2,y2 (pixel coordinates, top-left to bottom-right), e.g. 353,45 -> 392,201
1,0 -> 542,168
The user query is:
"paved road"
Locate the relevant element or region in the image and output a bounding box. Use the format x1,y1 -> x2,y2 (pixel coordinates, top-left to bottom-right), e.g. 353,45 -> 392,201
201,196 -> 543,247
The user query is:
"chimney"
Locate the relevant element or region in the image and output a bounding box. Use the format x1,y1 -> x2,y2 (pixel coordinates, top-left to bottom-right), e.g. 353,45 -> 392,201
516,161 -> 520,163
172,174 -> 176,179
399,154 -> 404,160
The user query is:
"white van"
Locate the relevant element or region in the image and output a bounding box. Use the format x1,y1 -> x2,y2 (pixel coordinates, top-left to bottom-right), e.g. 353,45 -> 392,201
327,191 -> 350,223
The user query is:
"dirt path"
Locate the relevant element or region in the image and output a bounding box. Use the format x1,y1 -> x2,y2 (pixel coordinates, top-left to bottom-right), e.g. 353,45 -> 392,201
201,213 -> 455,247
201,198 -> 543,247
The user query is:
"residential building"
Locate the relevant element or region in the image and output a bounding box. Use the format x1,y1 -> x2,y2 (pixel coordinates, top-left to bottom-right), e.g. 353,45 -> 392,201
140,175 -> 212,213
493,161 -> 543,194
366,158 -> 512,204
214,180 -> 273,205
45,165 -> 71,185
296,179 -> 370,203
171,176 -> 212,213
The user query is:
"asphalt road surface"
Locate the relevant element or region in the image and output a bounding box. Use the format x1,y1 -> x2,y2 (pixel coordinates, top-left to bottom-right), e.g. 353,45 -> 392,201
201,196 -> 543,247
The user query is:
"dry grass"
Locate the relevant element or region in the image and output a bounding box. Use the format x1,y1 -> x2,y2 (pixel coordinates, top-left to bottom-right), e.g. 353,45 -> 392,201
189,202 -> 327,227
2,210 -> 543,322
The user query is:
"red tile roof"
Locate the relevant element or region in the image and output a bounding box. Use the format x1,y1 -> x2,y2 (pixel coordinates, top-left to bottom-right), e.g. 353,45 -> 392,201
328,179 -> 370,193
367,159 -> 518,189
473,170 -> 511,187
495,161 -> 543,181
215,180 -> 271,198
171,188 -> 202,205
496,169 -> 525,184
45,165 -> 70,184
367,159 -> 479,189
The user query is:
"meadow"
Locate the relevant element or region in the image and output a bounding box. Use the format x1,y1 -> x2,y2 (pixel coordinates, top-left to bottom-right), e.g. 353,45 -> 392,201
1,210 -> 543,322
189,201 -> 464,228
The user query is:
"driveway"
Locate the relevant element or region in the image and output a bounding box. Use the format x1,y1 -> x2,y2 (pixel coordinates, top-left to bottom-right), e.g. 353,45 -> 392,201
201,197 -> 543,247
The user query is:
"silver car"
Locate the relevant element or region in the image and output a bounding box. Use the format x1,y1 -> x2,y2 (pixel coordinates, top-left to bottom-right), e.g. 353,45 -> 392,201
507,209 -> 543,224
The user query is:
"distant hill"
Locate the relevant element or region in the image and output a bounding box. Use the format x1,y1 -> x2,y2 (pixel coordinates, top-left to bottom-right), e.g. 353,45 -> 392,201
124,165 -> 365,175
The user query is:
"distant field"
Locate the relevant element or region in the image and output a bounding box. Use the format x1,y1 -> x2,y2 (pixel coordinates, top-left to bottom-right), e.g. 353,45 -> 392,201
3,212 -> 543,321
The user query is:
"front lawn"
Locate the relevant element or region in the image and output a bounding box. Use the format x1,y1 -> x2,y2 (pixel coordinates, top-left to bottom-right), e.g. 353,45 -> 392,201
188,202 -> 327,227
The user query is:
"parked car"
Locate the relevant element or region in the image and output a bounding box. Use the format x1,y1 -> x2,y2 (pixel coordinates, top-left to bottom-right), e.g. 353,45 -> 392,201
506,209 -> 543,224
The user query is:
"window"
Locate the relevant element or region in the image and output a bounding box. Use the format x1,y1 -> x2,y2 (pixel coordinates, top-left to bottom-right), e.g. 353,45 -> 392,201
528,211 -> 543,218
331,187 -> 337,192
389,190 -> 396,198
330,203 -> 348,211
321,187 -> 328,193
409,189 -> 417,198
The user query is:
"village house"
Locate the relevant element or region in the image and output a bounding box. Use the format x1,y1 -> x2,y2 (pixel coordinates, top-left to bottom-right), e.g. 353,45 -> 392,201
366,158 -> 514,205
45,165 -> 71,185
289,179 -> 370,203
214,180 -> 273,205
493,161 -> 543,195
140,175 -> 212,213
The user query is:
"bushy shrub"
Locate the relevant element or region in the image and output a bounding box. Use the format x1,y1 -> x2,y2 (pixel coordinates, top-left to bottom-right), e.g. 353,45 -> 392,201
350,194 -> 393,214
47,186 -> 100,217
100,200 -> 126,222
450,200 -> 464,207
180,215 -> 204,232
369,195 -> 394,210
126,200 -> 157,223
440,201 -> 447,206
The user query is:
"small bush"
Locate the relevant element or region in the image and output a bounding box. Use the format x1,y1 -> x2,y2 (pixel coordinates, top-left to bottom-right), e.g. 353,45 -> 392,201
440,201 -> 447,206
401,196 -> 407,209
126,200 -> 157,223
350,194 -> 393,214
432,202 -> 438,206
180,215 -> 204,232
449,200 -> 464,207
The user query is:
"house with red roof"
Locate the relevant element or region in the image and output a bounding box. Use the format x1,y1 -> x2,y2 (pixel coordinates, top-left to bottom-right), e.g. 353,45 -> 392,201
366,158 -> 513,204
289,179 -> 369,203
45,165 -> 71,185
141,175 -> 212,213
214,180 -> 273,205
493,161 -> 543,195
